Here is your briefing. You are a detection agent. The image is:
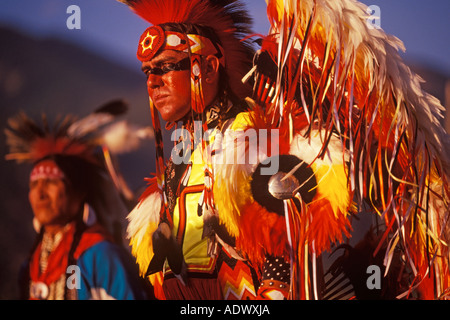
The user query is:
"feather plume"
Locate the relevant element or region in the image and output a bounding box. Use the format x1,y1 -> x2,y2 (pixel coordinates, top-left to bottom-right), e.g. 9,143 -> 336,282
127,176 -> 164,281
5,111 -> 90,163
67,99 -> 128,139
102,121 -> 153,154
127,176 -> 162,246
4,99 -> 142,164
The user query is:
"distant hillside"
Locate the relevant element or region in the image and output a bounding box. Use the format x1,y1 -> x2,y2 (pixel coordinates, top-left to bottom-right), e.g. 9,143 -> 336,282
0,26 -> 156,299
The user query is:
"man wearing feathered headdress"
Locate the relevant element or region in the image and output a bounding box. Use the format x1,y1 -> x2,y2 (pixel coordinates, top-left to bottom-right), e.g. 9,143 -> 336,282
122,0 -> 449,300
5,101 -> 149,300
121,0 -> 292,300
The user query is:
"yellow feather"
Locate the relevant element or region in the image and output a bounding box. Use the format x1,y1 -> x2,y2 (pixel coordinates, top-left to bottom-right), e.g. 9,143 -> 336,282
129,221 -> 158,276
311,162 -> 351,218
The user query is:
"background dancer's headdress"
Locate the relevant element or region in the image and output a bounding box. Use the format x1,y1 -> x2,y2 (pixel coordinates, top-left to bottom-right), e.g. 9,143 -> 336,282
5,100 -> 152,243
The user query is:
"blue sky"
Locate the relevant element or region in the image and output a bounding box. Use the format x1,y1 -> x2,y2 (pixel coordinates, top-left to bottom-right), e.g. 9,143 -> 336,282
0,0 -> 449,73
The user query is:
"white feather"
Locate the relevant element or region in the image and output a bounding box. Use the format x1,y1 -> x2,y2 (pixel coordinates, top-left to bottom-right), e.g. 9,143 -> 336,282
67,113 -> 115,138
102,120 -> 154,154
126,191 -> 162,247
212,126 -> 258,187
289,128 -> 348,167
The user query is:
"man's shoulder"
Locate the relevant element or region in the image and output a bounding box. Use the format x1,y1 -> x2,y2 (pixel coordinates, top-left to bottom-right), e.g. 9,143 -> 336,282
77,239 -> 116,261
77,240 -> 136,273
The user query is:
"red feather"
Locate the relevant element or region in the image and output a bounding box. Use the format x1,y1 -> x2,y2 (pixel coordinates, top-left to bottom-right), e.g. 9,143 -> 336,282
138,175 -> 162,204
236,200 -> 289,269
30,137 -> 94,164
129,0 -> 210,26
306,198 -> 352,255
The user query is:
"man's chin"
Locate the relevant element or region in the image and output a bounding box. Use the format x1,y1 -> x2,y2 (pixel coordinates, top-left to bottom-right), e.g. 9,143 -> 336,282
34,212 -> 65,228
160,111 -> 191,123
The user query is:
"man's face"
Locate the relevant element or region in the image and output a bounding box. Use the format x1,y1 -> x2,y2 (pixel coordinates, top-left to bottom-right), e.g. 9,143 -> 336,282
142,50 -> 192,122
28,177 -> 82,228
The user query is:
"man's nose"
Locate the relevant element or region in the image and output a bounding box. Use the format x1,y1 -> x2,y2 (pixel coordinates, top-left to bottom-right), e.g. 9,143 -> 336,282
147,74 -> 163,90
33,180 -> 48,199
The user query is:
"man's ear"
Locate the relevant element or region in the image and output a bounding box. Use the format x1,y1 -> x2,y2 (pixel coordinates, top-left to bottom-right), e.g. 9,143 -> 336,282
204,55 -> 220,84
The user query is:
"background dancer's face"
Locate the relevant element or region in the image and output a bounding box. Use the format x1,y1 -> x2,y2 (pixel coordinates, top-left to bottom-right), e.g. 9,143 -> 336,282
28,177 -> 83,233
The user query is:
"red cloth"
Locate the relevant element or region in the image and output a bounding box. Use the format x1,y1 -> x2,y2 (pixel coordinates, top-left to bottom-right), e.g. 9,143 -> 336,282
162,276 -> 224,300
29,222 -> 110,299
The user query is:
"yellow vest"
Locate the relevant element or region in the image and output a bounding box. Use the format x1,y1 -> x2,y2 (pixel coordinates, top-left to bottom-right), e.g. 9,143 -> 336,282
165,111 -> 254,275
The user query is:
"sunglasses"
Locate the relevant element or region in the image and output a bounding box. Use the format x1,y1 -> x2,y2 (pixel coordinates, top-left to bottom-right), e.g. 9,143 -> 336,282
145,57 -> 191,76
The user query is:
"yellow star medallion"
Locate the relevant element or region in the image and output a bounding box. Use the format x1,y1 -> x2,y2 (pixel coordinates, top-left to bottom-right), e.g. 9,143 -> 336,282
141,33 -> 158,54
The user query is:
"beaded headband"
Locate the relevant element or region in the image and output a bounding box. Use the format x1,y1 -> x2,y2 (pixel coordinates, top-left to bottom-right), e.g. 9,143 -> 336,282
29,159 -> 65,183
137,25 -> 225,66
